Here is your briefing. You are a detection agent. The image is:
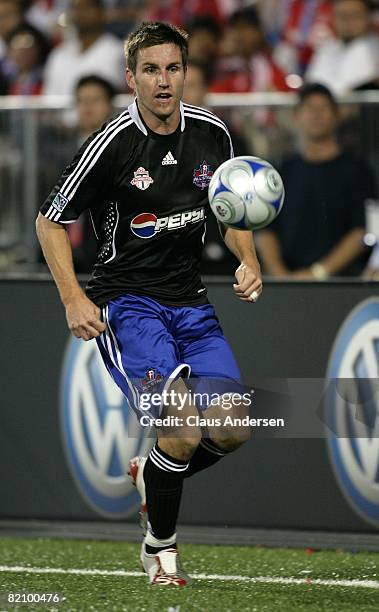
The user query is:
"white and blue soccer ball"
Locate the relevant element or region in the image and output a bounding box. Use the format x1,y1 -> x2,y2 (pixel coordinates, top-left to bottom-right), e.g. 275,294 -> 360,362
208,156 -> 285,231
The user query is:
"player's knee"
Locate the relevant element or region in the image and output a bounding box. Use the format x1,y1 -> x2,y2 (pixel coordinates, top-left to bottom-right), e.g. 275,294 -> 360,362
215,428 -> 251,452
181,436 -> 202,460
160,434 -> 201,461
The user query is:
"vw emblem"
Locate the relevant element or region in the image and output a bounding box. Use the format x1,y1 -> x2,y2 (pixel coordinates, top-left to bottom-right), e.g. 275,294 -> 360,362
60,337 -> 152,518
325,298 -> 379,527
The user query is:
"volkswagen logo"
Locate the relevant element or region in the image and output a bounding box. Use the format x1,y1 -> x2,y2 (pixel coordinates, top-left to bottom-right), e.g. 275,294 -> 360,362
325,298 -> 379,527
60,337 -> 152,518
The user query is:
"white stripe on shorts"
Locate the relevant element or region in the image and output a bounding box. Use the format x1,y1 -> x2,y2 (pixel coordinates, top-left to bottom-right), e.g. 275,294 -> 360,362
101,306 -> 139,409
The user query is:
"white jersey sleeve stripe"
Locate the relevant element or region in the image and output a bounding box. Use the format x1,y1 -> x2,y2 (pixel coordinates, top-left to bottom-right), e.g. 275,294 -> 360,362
46,204 -> 54,218
60,111 -> 130,198
51,119 -> 134,221
182,103 -> 229,129
184,111 -> 234,158
183,108 -> 229,133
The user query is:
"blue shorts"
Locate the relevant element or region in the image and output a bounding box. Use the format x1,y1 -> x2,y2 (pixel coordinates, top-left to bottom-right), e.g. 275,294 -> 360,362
96,294 -> 241,418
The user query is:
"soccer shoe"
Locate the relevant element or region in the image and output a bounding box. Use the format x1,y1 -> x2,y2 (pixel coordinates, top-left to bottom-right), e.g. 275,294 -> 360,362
128,456 -> 147,535
140,542 -> 191,586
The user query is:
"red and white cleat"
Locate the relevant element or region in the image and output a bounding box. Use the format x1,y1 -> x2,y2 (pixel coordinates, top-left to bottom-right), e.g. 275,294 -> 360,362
128,456 -> 147,535
140,542 -> 191,586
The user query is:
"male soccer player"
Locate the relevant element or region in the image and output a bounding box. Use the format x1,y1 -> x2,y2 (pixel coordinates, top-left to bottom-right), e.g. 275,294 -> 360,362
36,22 -> 262,586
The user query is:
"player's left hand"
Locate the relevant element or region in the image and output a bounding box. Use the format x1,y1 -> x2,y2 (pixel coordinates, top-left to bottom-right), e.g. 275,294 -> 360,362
233,261 -> 262,303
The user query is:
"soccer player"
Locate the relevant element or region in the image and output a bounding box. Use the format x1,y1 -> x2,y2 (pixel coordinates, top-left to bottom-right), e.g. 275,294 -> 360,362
36,22 -> 262,586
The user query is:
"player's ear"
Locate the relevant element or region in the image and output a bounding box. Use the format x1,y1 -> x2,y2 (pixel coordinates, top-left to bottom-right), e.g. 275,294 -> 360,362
126,68 -> 135,91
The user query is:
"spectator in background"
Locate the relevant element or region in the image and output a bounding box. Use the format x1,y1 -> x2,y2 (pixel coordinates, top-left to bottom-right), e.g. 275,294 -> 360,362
187,16 -> 221,76
0,0 -> 25,59
26,0 -> 67,41
6,23 -> 51,94
67,74 -> 116,272
270,0 -> 333,76
0,0 -> 26,91
306,0 -> 379,94
103,0 -> 145,39
144,0 -> 226,28
210,8 -> 290,93
43,0 -> 125,95
183,58 -> 209,106
183,58 -> 248,156
75,74 -> 115,139
0,0 -> 27,93
41,75 -> 116,271
183,59 -> 249,275
258,84 -> 377,278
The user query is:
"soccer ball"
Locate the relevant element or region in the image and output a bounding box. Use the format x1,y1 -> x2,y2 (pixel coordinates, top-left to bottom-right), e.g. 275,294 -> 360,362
208,156 -> 285,230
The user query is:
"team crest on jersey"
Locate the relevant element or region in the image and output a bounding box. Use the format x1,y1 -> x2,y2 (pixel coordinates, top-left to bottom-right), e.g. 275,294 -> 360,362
142,368 -> 163,389
193,160 -> 213,190
130,167 -> 154,191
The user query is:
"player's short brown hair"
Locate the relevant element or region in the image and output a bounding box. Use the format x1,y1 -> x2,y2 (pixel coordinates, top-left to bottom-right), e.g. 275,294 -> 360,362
124,21 -> 189,74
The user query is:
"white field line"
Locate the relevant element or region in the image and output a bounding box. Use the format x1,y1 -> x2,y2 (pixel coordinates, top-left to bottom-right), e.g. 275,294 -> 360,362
0,566 -> 378,589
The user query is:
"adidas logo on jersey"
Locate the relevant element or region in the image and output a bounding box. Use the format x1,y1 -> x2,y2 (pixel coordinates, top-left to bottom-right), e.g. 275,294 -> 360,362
162,151 -> 177,165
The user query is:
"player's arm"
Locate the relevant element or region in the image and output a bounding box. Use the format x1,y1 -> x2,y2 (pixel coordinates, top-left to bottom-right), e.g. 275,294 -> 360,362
37,120 -> 118,338
36,214 -> 106,341
215,127 -> 262,301
222,225 -> 263,302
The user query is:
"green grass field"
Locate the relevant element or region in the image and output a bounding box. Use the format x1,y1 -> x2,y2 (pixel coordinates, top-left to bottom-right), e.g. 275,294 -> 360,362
0,537 -> 378,611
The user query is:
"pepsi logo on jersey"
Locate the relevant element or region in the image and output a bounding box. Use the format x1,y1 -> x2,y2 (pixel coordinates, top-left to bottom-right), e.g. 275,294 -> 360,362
130,208 -> 205,239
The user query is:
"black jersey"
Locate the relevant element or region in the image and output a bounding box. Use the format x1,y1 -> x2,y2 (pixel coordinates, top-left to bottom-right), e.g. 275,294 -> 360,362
40,100 -> 233,307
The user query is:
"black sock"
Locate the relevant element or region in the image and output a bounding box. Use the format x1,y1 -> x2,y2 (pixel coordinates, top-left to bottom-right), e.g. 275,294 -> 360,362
143,444 -> 188,550
184,438 -> 229,478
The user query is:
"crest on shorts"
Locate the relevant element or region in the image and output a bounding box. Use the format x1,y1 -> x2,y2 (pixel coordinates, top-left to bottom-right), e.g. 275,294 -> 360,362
193,160 -> 213,190
130,167 -> 154,191
142,368 -> 163,389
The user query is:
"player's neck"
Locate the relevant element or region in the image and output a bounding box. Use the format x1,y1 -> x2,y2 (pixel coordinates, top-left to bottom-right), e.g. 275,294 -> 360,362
303,139 -> 340,163
137,100 -> 181,135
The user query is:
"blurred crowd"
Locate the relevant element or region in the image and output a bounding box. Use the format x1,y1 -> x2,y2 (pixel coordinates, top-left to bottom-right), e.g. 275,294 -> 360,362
0,0 -> 378,278
0,0 -> 378,97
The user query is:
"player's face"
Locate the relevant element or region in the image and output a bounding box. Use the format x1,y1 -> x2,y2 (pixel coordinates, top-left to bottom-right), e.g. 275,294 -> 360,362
296,94 -> 338,141
126,43 -> 185,132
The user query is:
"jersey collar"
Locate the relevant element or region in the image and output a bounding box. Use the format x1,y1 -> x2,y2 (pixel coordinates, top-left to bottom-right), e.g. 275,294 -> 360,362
128,98 -> 185,135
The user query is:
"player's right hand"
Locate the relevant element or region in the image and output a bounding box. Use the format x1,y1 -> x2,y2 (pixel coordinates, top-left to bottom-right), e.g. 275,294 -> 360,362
65,294 -> 106,341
